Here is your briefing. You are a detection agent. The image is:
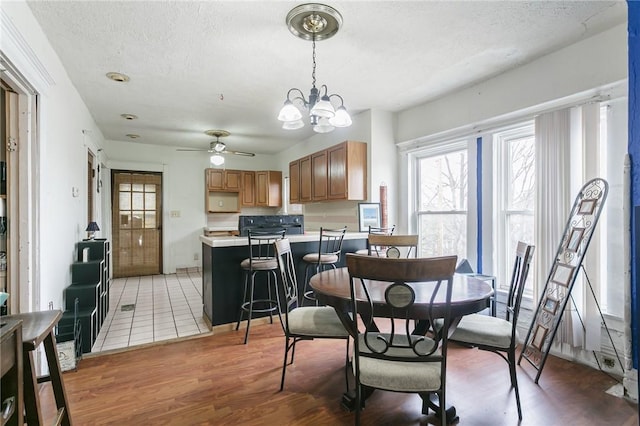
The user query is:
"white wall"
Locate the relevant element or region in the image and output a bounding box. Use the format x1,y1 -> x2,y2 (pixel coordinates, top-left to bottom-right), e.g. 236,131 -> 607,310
396,24 -> 628,144
1,1 -> 106,311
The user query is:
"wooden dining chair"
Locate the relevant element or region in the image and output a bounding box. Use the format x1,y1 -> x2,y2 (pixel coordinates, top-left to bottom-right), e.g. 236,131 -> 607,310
354,225 -> 395,255
345,253 -> 458,426
274,238 -> 350,391
448,241 -> 535,420
367,234 -> 418,258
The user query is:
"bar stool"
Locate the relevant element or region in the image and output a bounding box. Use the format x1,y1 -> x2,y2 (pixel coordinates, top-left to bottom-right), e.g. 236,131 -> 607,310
354,224 -> 395,255
301,226 -> 347,306
4,310 -> 72,425
235,229 -> 286,344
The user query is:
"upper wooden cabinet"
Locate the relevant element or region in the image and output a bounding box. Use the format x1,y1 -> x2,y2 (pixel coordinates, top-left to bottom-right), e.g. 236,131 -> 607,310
311,151 -> 328,201
299,156 -> 312,203
288,140 -> 367,204
241,171 -> 255,206
289,161 -> 300,204
328,141 -> 367,201
256,170 -> 282,207
205,168 -> 281,211
206,169 -> 242,192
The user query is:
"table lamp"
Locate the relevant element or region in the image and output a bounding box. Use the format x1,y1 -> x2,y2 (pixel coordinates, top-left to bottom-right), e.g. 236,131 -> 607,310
86,221 -> 100,240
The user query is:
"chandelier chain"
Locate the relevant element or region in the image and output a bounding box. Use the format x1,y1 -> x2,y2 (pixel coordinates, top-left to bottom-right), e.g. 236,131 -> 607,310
311,35 -> 317,89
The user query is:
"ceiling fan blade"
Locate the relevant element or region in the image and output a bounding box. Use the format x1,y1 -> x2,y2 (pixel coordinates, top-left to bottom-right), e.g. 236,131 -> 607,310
176,148 -> 210,152
225,150 -> 256,157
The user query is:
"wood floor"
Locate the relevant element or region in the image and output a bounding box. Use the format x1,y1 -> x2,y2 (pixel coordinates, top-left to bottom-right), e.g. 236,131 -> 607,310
41,322 -> 638,426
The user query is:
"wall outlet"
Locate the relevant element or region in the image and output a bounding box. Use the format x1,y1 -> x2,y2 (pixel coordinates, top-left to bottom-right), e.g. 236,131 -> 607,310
193,253 -> 199,261
170,210 -> 180,218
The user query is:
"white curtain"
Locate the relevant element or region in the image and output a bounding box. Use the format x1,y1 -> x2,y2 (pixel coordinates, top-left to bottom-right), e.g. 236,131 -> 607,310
534,108 -> 575,345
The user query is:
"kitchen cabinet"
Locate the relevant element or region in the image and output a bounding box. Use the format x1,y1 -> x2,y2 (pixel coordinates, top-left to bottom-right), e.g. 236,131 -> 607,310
328,141 -> 367,201
311,151 -> 328,201
299,156 -> 312,203
288,141 -> 367,204
289,160 -> 300,203
206,169 -> 241,192
241,171 -> 255,206
256,170 -> 282,207
205,168 -> 281,212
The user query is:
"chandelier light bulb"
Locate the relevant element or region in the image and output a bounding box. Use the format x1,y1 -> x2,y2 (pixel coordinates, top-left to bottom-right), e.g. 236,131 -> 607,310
329,106 -> 352,127
313,117 -> 335,133
210,154 -> 225,166
278,100 -> 303,122
282,119 -> 305,130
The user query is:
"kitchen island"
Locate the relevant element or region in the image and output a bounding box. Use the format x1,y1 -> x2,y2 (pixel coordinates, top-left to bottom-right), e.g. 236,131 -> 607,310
200,232 -> 368,328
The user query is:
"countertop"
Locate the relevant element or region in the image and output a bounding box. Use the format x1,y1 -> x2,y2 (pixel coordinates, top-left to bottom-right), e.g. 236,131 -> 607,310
200,232 -> 369,248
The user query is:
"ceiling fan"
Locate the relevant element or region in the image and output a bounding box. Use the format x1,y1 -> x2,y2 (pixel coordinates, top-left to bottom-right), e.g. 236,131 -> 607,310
177,130 -> 256,157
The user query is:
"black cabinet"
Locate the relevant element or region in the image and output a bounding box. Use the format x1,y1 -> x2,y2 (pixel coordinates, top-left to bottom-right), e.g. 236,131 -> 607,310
58,239 -> 111,353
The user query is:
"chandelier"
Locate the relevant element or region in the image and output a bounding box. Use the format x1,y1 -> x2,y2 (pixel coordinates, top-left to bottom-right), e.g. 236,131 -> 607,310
278,3 -> 352,134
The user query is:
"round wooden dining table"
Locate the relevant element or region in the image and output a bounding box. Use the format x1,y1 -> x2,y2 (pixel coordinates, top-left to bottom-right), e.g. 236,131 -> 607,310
310,267 -> 494,320
309,266 -> 494,423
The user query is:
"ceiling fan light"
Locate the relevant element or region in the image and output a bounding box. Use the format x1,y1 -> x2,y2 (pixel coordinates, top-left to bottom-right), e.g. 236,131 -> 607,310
210,154 -> 225,166
278,100 -> 303,122
282,119 -> 305,130
313,117 -> 335,133
329,106 -> 352,127
310,95 -> 335,118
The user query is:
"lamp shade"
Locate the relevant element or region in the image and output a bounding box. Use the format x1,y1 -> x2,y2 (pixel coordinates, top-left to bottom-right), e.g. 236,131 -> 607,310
278,101 -> 303,122
329,106 -> 352,127
86,221 -> 100,232
210,154 -> 225,166
309,95 -> 335,118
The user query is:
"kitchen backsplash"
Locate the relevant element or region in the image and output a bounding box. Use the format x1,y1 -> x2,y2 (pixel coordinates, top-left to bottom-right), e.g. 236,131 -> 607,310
206,201 -> 361,233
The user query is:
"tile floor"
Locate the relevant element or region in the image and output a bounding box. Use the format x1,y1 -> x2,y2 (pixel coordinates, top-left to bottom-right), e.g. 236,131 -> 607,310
92,268 -> 209,353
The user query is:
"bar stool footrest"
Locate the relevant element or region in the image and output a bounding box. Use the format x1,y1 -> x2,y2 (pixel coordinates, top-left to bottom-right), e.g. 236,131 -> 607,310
240,299 -> 280,314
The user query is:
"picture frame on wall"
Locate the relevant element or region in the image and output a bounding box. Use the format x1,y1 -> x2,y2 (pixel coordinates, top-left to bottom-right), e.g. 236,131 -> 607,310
358,203 -> 381,232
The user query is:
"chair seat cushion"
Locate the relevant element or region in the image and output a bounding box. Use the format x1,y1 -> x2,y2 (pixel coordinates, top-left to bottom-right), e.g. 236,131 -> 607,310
449,314 -> 515,349
302,253 -> 339,264
240,257 -> 278,271
287,306 -> 349,337
356,333 -> 442,392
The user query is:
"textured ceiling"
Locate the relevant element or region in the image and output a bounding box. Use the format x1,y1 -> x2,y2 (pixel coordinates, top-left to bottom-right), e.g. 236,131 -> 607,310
26,1 -> 626,155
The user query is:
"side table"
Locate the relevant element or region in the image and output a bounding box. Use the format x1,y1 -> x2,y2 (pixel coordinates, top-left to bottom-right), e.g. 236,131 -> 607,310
3,310 -> 72,425
0,318 -> 23,426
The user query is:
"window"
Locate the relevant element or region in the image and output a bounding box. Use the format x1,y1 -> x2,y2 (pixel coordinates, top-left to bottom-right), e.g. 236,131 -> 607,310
494,123 -> 535,295
415,142 -> 468,261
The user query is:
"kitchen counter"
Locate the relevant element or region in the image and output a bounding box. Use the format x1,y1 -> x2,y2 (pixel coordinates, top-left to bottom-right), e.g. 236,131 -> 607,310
200,232 -> 367,327
200,231 -> 369,247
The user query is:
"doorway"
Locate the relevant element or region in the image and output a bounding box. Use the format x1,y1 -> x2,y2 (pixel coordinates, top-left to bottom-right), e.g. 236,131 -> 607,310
112,171 -> 163,277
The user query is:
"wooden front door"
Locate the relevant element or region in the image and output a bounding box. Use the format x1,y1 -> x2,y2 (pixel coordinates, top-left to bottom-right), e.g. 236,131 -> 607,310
112,171 -> 162,277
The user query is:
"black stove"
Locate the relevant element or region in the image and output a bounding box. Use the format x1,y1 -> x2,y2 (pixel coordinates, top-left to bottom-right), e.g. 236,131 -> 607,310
238,215 -> 304,237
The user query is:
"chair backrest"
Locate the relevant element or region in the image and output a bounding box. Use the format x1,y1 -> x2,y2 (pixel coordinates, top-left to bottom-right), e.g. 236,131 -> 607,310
274,238 -> 298,315
247,229 -> 286,266
346,254 -> 457,360
316,226 -> 347,261
367,234 -> 419,258
505,242 -> 535,342
368,225 -> 395,235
